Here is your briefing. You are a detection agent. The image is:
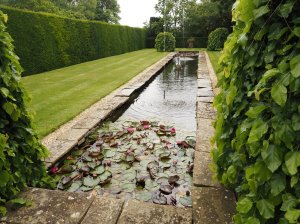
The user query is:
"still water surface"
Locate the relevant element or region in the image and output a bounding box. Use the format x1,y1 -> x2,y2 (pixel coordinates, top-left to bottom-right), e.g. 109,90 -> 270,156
118,56 -> 198,132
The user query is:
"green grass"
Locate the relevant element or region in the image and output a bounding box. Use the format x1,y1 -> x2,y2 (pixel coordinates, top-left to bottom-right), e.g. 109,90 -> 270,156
206,51 -> 222,75
23,49 -> 166,137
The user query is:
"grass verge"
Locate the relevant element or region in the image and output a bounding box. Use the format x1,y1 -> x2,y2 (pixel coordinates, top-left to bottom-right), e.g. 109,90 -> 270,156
206,51 -> 221,76
23,49 -> 165,137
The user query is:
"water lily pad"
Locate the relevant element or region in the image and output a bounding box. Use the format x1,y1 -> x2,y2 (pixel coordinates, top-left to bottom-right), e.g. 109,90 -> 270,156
179,195 -> 192,207
83,176 -> 101,187
99,170 -> 112,183
135,191 -> 152,202
157,177 -> 169,185
60,165 -> 74,173
61,176 -> 72,186
159,184 -> 173,195
79,185 -> 93,192
102,149 -> 116,158
168,175 -> 180,185
91,166 -> 105,175
110,187 -> 122,194
122,170 -> 136,181
122,183 -> 135,193
152,192 -> 167,205
185,136 -> 196,148
159,150 -> 171,160
126,154 -> 135,163
67,181 -> 82,192
145,179 -> 159,191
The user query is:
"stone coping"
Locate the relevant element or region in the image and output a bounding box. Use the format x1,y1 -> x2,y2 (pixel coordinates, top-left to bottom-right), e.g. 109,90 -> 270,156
42,52 -> 176,166
192,52 -> 236,223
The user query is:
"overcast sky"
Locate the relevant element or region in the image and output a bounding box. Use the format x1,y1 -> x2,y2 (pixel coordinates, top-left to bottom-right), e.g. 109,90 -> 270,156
118,0 -> 159,28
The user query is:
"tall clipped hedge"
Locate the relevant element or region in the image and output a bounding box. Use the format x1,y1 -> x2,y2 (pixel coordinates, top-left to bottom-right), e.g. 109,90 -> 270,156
213,0 -> 300,223
0,11 -> 52,215
0,5 -> 146,76
207,27 -> 229,51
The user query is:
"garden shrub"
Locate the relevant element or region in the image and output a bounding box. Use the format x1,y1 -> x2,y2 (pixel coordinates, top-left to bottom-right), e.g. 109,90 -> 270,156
0,5 -> 146,76
0,11 -> 52,215
207,27 -> 229,51
155,32 -> 175,52
213,0 -> 300,223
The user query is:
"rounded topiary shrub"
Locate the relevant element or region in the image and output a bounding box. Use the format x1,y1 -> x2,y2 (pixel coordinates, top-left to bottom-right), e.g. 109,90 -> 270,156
0,11 -> 52,215
207,27 -> 229,51
155,32 -> 175,52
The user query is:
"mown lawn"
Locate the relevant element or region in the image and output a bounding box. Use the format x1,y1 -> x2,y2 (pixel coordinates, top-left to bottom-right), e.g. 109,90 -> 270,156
23,49 -> 166,137
206,51 -> 222,75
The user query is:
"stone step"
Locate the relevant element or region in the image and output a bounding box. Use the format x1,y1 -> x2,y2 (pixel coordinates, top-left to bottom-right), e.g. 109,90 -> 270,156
192,187 -> 236,224
1,188 -> 94,224
117,200 -> 192,224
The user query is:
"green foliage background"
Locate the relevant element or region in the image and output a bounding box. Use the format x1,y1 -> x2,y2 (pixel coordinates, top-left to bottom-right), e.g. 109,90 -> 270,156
0,11 -> 52,215
213,0 -> 300,223
207,27 -> 229,51
0,5 -> 146,76
155,32 -> 175,52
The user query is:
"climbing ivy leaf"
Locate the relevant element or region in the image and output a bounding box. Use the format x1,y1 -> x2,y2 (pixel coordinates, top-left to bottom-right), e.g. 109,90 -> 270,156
237,197 -> 253,214
261,145 -> 282,172
256,199 -> 275,219
271,84 -> 287,106
285,151 -> 300,175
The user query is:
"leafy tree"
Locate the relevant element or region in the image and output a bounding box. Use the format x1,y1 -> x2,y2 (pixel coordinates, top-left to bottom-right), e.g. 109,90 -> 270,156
155,0 -> 196,34
94,0 -> 120,24
0,11 -> 53,215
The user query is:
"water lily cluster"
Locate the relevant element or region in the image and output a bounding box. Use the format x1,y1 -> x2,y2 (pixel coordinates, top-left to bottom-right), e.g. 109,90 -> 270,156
52,120 -> 195,207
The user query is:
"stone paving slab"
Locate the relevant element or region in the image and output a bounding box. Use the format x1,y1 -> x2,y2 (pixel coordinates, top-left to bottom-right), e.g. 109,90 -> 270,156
118,200 -> 193,224
72,117 -> 101,130
192,187 -> 236,224
197,87 -> 214,97
197,96 -> 214,103
81,196 -> 124,224
101,96 -> 129,110
57,128 -> 89,141
197,79 -> 212,88
0,188 -> 94,224
196,117 -> 214,139
116,88 -> 136,97
196,102 -> 216,120
193,151 -> 221,187
45,139 -> 78,165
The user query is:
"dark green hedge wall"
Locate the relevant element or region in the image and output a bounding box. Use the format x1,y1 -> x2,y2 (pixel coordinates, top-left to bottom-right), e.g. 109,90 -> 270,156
0,5 -> 146,76
146,37 -> 208,48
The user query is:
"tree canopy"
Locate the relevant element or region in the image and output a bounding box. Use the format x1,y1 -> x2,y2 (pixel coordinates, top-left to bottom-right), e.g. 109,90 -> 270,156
0,0 -> 120,23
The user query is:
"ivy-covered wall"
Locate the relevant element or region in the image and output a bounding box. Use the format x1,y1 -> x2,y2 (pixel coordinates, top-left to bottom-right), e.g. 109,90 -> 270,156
0,5 -> 146,76
0,11 -> 53,215
213,0 -> 300,223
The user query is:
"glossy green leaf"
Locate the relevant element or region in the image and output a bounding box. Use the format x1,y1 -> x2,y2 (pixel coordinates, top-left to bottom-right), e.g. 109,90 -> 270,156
285,151 -> 300,175
285,209 -> 300,223
270,174 -> 286,196
253,5 -> 269,19
271,84 -> 287,106
261,145 -> 282,172
281,193 -> 298,211
237,197 -> 253,214
290,55 -> 300,78
256,199 -> 275,219
246,105 -> 268,118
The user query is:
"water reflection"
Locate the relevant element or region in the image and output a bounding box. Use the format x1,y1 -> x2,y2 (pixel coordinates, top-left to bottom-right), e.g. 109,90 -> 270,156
119,56 -> 198,132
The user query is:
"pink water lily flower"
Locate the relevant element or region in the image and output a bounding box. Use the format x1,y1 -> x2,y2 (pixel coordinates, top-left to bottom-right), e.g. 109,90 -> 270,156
50,166 -> 59,174
143,124 -> 150,129
127,127 -> 135,134
170,127 -> 176,133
